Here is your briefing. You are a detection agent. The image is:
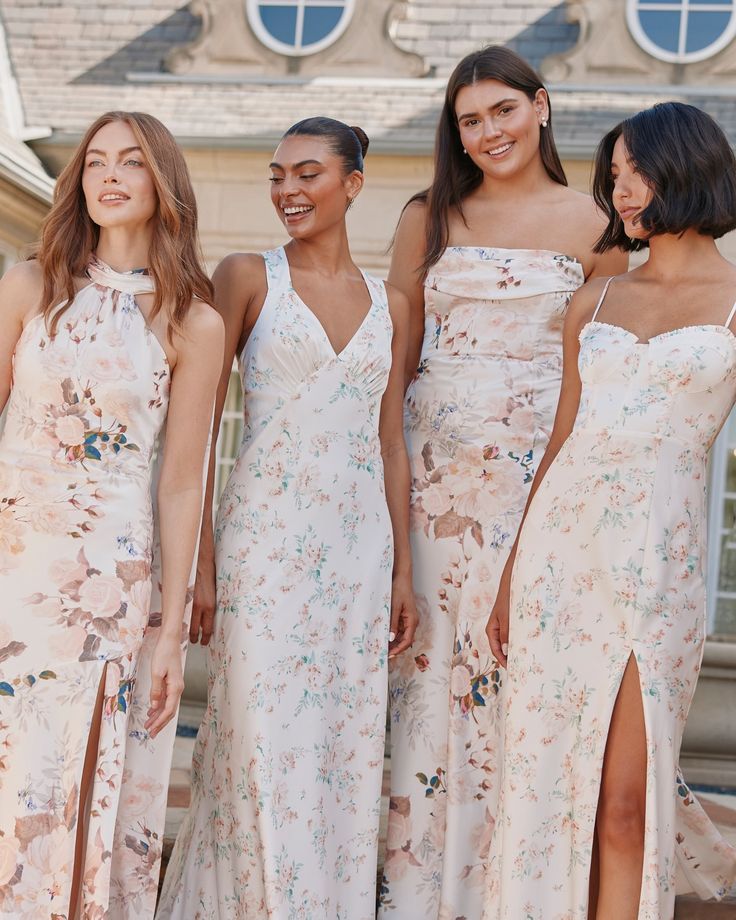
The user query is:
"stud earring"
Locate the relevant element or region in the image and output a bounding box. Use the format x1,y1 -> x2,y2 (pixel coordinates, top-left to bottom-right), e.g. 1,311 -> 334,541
541,119 -> 548,128
463,147 -> 467,154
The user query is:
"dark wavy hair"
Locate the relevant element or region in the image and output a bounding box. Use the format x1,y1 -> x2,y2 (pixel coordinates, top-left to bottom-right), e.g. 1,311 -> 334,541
593,101 -> 736,253
283,116 -> 369,174
410,45 -> 567,275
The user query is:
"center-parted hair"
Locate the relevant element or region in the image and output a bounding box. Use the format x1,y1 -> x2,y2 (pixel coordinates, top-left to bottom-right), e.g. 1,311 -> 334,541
36,110 -> 214,338
282,117 -> 370,174
593,101 -> 736,252
409,45 -> 567,276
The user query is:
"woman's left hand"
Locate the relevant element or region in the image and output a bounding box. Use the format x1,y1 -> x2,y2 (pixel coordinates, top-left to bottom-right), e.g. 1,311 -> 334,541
145,632 -> 185,738
389,572 -> 419,658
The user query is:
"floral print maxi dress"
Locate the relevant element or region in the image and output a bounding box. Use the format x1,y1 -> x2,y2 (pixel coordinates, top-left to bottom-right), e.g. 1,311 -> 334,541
380,247 -> 585,919
484,284 -> 736,919
0,259 -> 196,919
157,246 -> 394,920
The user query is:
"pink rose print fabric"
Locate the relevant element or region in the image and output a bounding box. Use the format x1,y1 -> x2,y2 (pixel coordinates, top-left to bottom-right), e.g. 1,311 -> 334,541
0,259 -> 199,919
157,247 -> 394,920
380,247 -> 585,920
484,301 -> 736,918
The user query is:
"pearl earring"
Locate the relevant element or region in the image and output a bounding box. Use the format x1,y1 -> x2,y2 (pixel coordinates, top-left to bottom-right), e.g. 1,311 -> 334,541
463,148 -> 467,154
541,119 -> 548,128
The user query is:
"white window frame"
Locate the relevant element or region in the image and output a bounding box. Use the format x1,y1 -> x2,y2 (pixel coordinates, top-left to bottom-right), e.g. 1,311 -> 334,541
213,363 -> 244,508
626,0 -> 736,64
706,417 -> 736,636
245,0 -> 355,57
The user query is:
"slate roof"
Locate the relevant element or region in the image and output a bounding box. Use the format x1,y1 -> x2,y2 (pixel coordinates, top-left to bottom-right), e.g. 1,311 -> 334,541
0,18 -> 53,200
0,0 -> 734,163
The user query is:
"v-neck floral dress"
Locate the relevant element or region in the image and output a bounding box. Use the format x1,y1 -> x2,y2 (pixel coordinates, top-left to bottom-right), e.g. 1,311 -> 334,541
157,246 -> 394,920
0,259 -> 193,919
484,280 -> 736,919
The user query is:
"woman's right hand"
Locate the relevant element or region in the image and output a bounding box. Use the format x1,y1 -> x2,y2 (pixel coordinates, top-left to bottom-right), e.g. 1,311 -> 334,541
486,572 -> 511,669
189,555 -> 217,646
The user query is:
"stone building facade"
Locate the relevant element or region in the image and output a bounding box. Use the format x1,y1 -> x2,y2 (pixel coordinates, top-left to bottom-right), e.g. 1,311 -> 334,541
1,0 -> 736,780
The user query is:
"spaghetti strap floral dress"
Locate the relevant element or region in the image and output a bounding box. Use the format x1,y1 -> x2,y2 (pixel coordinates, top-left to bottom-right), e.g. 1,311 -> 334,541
484,280 -> 736,919
0,258 -> 191,920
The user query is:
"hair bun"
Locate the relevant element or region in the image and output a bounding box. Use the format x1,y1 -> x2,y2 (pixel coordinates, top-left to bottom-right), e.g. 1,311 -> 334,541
349,126 -> 370,159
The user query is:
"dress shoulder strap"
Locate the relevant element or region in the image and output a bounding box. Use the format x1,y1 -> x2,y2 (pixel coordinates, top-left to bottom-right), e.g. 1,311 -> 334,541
724,297 -> 736,330
262,246 -> 289,291
363,270 -> 388,311
590,276 -> 614,323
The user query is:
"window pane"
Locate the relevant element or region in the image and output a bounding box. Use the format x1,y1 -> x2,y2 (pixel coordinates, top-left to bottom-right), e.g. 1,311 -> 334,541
724,498 -> 736,533
259,4 -> 298,45
714,595 -> 736,637
214,370 -> 244,503
302,6 -> 344,46
686,11 -> 732,52
639,10 -> 682,52
718,532 -> 736,593
726,447 -> 736,492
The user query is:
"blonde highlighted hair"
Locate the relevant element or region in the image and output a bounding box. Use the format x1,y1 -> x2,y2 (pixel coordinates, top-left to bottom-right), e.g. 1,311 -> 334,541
36,111 -> 213,336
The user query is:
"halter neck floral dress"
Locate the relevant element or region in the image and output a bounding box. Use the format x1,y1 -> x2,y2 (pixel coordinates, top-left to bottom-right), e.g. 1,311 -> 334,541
0,259 -> 192,920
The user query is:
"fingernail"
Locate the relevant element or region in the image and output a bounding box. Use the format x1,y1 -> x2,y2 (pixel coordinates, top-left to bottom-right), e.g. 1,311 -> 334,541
389,632 -> 396,642
502,643 -> 508,656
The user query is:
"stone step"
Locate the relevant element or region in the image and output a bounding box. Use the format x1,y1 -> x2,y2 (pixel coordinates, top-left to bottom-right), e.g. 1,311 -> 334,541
675,895 -> 736,918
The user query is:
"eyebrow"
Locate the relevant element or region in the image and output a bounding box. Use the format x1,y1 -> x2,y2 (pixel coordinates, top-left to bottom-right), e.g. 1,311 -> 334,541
456,98 -> 518,121
268,159 -> 324,170
85,146 -> 143,157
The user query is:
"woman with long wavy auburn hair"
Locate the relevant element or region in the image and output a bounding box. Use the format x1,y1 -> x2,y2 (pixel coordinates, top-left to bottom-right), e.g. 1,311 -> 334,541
379,46 -> 626,920
0,111 -> 223,919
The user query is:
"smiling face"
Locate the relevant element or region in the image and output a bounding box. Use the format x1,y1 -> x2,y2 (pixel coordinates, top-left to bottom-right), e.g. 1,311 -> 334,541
610,134 -> 654,240
454,79 -> 548,180
81,120 -> 158,230
269,134 -> 363,240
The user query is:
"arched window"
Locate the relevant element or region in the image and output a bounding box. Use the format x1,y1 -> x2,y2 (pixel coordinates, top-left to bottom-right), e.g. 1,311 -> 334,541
246,0 -> 354,57
627,0 -> 736,63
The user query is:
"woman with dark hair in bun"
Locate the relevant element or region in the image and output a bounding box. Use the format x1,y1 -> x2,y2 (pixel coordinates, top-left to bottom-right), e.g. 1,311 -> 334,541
485,101 -> 736,919
381,45 -> 625,920
157,117 -> 418,919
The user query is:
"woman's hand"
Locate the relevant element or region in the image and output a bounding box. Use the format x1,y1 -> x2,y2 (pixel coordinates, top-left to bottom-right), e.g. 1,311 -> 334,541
486,574 -> 511,669
189,554 -> 217,646
389,572 -> 419,658
145,633 -> 185,738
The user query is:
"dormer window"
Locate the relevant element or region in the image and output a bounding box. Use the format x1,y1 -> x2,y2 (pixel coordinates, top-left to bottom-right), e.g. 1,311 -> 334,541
627,0 -> 736,63
246,0 -> 355,56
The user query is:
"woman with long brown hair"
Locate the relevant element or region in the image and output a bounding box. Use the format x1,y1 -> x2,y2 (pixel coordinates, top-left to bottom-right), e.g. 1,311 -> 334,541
0,111 -> 223,919
380,46 -> 626,919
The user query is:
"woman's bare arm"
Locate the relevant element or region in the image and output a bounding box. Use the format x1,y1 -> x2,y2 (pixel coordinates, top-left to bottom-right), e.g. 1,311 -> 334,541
146,301 -> 224,735
380,282 -> 419,657
486,278 -> 607,667
188,253 -> 267,645
387,201 -> 428,387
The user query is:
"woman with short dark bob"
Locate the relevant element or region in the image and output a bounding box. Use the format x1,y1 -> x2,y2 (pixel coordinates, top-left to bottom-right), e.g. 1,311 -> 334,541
381,45 -> 624,920
157,117 -> 417,919
485,101 -> 736,919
